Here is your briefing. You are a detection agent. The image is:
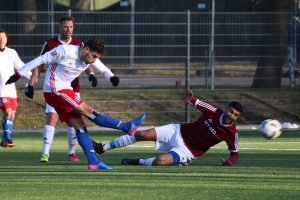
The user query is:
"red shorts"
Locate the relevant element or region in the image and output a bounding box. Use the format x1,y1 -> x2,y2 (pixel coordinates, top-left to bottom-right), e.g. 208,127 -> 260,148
44,89 -> 83,122
0,97 -> 18,111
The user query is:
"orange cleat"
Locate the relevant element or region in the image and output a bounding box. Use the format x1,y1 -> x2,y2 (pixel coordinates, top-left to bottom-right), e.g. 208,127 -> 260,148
0,139 -> 16,148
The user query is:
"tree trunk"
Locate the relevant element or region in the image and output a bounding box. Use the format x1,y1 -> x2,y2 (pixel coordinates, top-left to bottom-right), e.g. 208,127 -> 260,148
251,0 -> 293,88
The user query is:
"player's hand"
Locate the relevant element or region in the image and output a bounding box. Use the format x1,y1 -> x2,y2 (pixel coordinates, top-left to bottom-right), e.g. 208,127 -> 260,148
110,76 -> 119,87
182,90 -> 193,105
5,73 -> 21,85
221,158 -> 233,166
25,85 -> 34,99
88,74 -> 98,87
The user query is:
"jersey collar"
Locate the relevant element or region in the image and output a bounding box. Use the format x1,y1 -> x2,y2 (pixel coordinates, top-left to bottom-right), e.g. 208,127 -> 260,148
58,35 -> 72,45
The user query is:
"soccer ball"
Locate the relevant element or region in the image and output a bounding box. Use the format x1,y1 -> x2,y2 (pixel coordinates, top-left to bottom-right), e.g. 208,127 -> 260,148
259,119 -> 282,139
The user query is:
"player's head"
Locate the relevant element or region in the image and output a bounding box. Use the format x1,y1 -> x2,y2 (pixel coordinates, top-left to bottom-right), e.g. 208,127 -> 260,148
80,38 -> 105,64
0,29 -> 8,49
58,15 -> 74,40
223,101 -> 243,124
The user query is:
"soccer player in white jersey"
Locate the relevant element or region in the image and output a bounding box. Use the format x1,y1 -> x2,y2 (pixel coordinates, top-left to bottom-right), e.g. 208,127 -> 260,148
0,29 -> 31,148
24,15 -> 116,163
6,38 -> 145,170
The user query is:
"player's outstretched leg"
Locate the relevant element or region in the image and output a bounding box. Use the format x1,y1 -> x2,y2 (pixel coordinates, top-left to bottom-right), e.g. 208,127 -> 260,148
76,127 -> 112,170
121,158 -> 140,165
121,157 -> 156,166
93,134 -> 137,155
88,112 -> 145,135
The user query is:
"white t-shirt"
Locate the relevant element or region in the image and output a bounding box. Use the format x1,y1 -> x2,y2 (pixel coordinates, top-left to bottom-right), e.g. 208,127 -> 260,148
0,47 -> 25,97
18,44 -> 114,93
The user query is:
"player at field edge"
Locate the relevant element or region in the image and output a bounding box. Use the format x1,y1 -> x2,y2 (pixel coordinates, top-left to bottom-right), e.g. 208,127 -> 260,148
93,90 -> 243,166
24,15 -> 120,163
0,29 -> 31,148
6,37 -> 145,170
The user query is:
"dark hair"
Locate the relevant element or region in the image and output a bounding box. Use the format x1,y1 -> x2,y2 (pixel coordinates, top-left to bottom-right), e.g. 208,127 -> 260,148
84,38 -> 105,55
59,15 -> 75,24
229,101 -> 243,113
0,29 -> 7,37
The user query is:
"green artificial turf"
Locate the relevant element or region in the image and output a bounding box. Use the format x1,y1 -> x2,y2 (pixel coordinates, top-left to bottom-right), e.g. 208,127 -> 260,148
0,130 -> 299,200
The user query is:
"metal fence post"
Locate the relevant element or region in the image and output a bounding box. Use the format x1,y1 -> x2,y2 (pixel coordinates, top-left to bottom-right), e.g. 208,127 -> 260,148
48,0 -> 54,37
291,0 -> 298,87
129,0 -> 135,70
185,10 -> 191,123
209,0 -> 216,90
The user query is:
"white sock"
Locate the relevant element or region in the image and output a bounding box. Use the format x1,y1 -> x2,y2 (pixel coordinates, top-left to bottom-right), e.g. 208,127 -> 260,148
139,157 -> 156,166
103,135 -> 136,151
42,125 -> 55,156
66,126 -> 76,155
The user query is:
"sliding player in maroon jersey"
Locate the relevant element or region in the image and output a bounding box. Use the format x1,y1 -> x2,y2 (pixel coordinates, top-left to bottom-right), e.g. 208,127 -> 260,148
93,90 -> 243,166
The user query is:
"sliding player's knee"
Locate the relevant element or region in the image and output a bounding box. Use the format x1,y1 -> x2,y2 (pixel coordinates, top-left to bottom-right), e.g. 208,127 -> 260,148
135,129 -> 156,141
134,131 -> 145,141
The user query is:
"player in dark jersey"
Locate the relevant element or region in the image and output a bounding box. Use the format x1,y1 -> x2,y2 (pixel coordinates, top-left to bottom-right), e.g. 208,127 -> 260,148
93,90 -> 243,166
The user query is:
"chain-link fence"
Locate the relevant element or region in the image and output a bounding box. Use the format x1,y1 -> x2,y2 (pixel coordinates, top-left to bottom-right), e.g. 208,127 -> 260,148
0,11 -> 299,128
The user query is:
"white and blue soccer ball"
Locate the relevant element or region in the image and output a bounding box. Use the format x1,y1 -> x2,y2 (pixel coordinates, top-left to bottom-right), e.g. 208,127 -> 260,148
259,119 -> 282,139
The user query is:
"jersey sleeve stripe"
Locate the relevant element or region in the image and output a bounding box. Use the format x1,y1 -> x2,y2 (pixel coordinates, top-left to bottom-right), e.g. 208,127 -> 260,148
196,100 -> 217,112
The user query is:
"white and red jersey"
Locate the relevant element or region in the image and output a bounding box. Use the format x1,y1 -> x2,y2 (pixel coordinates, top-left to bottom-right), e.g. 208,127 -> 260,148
180,97 -> 239,158
40,35 -> 84,92
17,44 -> 114,93
0,47 -> 29,97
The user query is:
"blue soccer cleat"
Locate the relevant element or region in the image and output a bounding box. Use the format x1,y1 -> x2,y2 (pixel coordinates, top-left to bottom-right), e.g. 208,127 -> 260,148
87,161 -> 113,170
127,113 -> 146,136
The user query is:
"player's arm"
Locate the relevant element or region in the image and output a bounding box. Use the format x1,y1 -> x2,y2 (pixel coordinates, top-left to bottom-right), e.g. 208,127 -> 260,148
84,66 -> 97,87
25,41 -> 49,98
182,90 -> 217,113
92,59 -> 119,87
6,48 -> 59,85
221,133 -> 239,166
13,50 -> 32,80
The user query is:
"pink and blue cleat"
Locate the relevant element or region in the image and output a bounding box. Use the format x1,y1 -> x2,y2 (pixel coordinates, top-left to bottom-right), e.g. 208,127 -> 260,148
127,113 -> 146,136
88,161 -> 113,170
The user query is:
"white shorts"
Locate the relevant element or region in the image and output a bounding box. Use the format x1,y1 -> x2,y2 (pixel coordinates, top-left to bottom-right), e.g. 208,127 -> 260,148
45,92 -> 80,114
155,124 -> 195,165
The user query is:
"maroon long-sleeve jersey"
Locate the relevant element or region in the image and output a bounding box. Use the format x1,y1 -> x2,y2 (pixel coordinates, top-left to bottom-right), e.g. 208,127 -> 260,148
180,96 -> 239,164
